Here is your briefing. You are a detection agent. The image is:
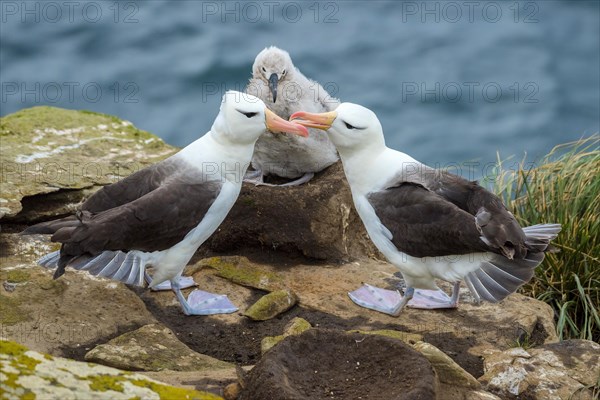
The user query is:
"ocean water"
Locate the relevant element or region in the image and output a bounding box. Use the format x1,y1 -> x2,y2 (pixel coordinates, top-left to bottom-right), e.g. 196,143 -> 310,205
1,0 -> 599,174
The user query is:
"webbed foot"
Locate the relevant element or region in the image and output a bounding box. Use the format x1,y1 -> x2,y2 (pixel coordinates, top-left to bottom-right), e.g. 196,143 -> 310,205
171,278 -> 238,316
181,289 -> 239,315
348,282 -> 460,315
243,169 -> 265,186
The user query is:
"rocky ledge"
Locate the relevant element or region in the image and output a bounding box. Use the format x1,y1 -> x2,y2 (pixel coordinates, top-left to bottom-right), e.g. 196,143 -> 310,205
1,107 -> 598,399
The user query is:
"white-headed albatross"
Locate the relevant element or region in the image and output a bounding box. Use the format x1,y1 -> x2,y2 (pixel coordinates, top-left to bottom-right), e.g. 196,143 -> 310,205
23,91 -> 308,316
291,103 -> 560,315
245,46 -> 339,186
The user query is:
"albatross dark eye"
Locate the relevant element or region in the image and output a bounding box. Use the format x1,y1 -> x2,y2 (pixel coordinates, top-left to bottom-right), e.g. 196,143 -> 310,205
342,121 -> 365,130
262,67 -> 266,72
282,69 -> 286,75
239,110 -> 258,118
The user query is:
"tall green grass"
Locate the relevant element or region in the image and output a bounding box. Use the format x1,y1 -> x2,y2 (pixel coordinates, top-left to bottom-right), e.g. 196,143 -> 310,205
492,135 -> 599,342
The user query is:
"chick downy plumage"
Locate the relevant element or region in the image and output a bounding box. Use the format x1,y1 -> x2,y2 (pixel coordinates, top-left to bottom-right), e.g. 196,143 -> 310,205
245,46 -> 339,185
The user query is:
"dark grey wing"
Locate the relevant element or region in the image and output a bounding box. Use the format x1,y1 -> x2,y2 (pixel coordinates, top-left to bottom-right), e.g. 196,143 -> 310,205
367,183 -> 493,258
83,158 -> 180,213
401,168 -> 528,259
52,178 -> 223,259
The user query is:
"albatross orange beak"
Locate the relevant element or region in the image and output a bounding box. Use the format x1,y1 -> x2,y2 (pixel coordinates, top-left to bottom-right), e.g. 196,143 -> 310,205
289,111 -> 337,131
265,108 -> 309,137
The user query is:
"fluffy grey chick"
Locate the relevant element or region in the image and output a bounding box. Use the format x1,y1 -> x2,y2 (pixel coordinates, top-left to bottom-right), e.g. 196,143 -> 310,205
245,46 -> 339,186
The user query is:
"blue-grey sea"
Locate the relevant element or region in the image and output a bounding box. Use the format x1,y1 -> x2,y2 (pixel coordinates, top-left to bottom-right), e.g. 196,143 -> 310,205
1,0 -> 599,173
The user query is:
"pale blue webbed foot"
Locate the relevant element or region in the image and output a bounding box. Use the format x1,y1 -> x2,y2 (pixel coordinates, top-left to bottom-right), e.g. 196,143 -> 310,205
145,272 -> 196,291
243,169 -> 265,186
278,172 -> 314,187
408,282 -> 461,309
348,282 -> 461,316
243,170 -> 314,187
171,278 -> 238,316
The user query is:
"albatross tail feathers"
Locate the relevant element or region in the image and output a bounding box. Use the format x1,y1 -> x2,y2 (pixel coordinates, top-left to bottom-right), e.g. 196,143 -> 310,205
21,216 -> 78,235
36,250 -> 146,286
465,223 -> 561,303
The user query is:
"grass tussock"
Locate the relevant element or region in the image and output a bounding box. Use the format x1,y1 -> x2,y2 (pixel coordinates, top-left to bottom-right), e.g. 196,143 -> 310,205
492,135 -> 599,342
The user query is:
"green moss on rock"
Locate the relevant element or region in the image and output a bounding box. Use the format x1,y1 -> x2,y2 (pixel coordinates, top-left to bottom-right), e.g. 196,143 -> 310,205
286,317 -> 312,335
195,256 -> 284,292
6,269 -> 31,283
0,340 -> 42,397
0,340 -> 29,356
261,317 -> 312,354
130,379 -> 223,400
0,294 -> 31,325
86,374 -> 126,392
0,106 -> 177,219
244,289 -> 297,321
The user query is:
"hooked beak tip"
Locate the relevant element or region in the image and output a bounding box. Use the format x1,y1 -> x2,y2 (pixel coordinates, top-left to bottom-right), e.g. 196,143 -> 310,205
265,108 -> 308,137
289,111 -> 337,131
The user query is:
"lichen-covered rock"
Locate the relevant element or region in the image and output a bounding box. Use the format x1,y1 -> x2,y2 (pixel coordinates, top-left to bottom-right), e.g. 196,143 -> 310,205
0,106 -> 176,221
139,367 -> 251,397
84,324 -> 232,372
243,289 -> 297,321
192,256 -> 285,292
479,340 -> 600,399
0,340 -> 223,399
282,317 -> 312,336
413,341 -> 481,389
261,317 -> 312,354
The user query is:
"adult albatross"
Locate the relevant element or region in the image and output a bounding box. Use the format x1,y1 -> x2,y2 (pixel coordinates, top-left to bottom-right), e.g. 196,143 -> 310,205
23,91 -> 308,316
291,103 -> 560,315
245,46 -> 339,186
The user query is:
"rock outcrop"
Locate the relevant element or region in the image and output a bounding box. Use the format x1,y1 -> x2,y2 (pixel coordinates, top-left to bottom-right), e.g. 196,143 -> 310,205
0,232 -> 157,357
84,323 -> 233,372
479,340 -> 600,399
183,255 -> 558,379
0,106 -> 176,221
2,107 -> 595,400
241,329 -> 437,400
261,317 -> 312,354
203,161 -> 378,261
